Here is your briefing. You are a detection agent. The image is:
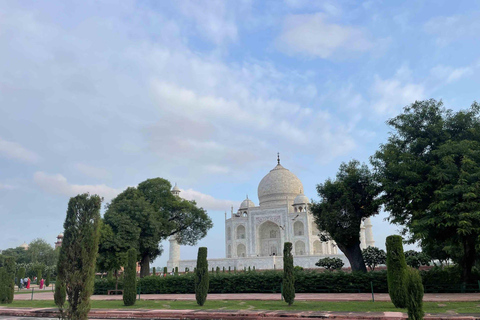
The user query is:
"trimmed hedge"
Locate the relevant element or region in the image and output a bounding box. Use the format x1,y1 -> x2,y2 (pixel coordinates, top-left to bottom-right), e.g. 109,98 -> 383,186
386,235 -> 408,308
93,267 -> 480,295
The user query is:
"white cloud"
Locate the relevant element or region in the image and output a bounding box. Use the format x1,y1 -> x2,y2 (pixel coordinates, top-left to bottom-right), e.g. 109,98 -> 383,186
276,13 -> 373,58
33,172 -> 121,202
430,65 -> 474,83
180,188 -> 240,211
0,183 -> 16,190
177,0 -> 242,45
74,163 -> 110,180
424,14 -> 480,46
0,138 -> 40,164
370,67 -> 425,115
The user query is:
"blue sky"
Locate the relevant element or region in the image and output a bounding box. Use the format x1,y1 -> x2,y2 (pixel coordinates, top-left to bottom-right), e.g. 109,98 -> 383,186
1,0 -> 479,268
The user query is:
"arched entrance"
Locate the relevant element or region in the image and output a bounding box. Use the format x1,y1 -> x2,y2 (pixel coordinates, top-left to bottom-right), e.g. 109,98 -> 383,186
257,221 -> 281,256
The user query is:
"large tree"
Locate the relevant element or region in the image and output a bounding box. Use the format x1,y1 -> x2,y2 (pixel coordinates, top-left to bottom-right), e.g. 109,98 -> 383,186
28,239 -> 58,266
103,178 -> 213,277
311,160 -> 381,272
56,194 -> 102,320
372,99 -> 480,283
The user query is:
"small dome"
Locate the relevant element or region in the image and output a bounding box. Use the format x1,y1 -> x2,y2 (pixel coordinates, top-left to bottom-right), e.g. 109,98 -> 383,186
293,193 -> 309,205
19,242 -> 29,250
172,183 -> 180,192
239,196 -> 255,209
58,233 -> 64,239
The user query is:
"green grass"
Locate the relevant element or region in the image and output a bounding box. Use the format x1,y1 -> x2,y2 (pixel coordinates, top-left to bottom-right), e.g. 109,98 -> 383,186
3,300 -> 480,314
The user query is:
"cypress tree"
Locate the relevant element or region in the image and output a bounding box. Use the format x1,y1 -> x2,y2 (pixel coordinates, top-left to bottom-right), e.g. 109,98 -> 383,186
56,194 -> 102,320
175,266 -> 178,276
0,268 -> 8,304
123,248 -> 137,306
228,266 -> 231,273
4,257 -> 15,303
195,247 -> 209,306
386,235 -> 408,308
216,266 -> 220,274
406,267 -> 424,320
36,267 -> 42,285
152,267 -> 156,276
17,267 -> 26,288
163,267 -> 167,275
282,242 -> 295,305
45,273 -> 51,287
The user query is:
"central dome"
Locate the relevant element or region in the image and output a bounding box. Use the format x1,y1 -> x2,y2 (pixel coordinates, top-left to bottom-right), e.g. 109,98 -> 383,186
257,163 -> 304,207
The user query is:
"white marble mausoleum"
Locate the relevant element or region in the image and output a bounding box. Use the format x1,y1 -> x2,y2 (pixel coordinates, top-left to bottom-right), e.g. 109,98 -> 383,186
167,156 -> 375,271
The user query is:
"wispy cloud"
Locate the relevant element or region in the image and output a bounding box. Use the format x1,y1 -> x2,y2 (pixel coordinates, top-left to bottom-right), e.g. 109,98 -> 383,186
424,13 -> 480,46
180,188 -> 240,211
276,13 -> 373,59
0,138 -> 40,164
33,172 -> 121,202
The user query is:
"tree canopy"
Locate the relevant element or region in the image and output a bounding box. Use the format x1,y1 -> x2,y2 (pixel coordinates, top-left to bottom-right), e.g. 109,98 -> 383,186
102,178 -> 213,277
372,99 -> 480,282
311,160 -> 381,272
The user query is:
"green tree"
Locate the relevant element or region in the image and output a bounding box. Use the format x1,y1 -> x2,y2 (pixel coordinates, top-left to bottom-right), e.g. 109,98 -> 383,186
405,250 -> 431,269
104,179 -> 213,277
97,222 -> 124,292
386,235 -> 407,308
311,160 -> 381,272
56,194 -> 102,320
0,268 -> 9,304
123,248 -> 137,306
406,267 -> 424,320
45,272 -> 50,287
282,242 -> 295,305
17,267 -> 26,286
362,246 -> 387,271
28,239 -> 58,266
372,99 -> 480,283
1,247 -> 28,264
315,257 -> 344,271
3,257 -> 15,303
195,247 -> 209,306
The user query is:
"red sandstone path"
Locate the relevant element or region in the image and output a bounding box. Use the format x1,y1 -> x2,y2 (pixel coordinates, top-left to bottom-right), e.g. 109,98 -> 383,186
12,292 -> 480,302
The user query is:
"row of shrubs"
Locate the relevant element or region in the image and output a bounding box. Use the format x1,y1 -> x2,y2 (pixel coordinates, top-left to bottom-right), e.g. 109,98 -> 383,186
94,267 -> 480,295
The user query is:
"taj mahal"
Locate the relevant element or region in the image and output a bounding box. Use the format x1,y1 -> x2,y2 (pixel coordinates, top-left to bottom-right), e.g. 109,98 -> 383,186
167,156 -> 375,271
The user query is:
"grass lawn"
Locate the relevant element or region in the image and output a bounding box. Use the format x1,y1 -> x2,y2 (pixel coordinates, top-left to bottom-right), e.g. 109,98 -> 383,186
5,300 -> 480,314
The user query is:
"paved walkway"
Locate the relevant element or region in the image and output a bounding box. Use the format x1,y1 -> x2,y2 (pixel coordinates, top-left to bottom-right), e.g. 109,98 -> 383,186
1,307 -> 480,320
13,292 -> 480,302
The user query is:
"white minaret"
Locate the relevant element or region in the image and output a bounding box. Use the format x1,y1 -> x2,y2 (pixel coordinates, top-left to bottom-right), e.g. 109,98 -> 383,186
364,217 -> 375,247
167,183 -> 181,271
360,221 -> 366,249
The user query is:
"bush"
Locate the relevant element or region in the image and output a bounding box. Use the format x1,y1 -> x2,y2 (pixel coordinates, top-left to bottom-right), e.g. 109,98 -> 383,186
315,257 -> 344,271
175,267 -> 178,276
195,247 -> 209,306
123,248 -> 137,306
0,268 -> 9,304
17,267 -> 26,285
45,273 -> 50,287
406,267 -> 424,320
282,242 -> 295,305
163,267 -> 167,275
3,257 -> 15,303
54,279 -> 66,308
152,267 -> 156,276
386,235 -> 407,308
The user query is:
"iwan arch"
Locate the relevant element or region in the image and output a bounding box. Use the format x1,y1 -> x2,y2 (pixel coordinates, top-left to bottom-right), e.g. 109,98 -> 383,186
168,156 -> 375,270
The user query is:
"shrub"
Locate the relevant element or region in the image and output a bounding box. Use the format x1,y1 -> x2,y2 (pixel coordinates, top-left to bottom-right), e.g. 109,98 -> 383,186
54,278 -> 66,308
315,257 -> 344,271
152,267 -> 156,276
46,273 -> 50,287
4,257 -> 15,303
282,242 -> 295,305
362,246 -> 386,271
406,267 -> 424,320
17,267 -> 26,285
386,235 -> 407,308
123,248 -> 137,306
0,268 -> 9,304
216,266 -> 220,274
175,267 -> 178,276
163,267 -> 167,275
36,267 -> 42,284
195,247 -> 208,306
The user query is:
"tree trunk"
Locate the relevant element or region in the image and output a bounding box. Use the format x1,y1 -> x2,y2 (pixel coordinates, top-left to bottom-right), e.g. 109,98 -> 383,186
461,237 -> 476,284
337,242 -> 367,273
140,255 -> 150,278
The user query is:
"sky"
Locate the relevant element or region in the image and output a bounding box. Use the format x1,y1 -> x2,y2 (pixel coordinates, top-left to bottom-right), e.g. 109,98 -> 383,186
1,0 -> 479,268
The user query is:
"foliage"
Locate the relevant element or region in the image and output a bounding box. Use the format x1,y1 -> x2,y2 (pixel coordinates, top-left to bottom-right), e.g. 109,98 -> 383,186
57,194 -> 102,320
282,242 -> 295,305
123,248 -> 137,306
406,267 -> 424,320
195,247 -> 209,306
315,257 -> 344,271
45,272 -> 50,287
36,267 -> 42,283
2,257 -> 15,303
152,267 -> 156,276
103,179 -> 213,277
372,99 -> 480,283
311,160 -> 381,272
28,238 -> 58,266
163,267 -> 167,275
362,246 -> 387,271
54,279 -> 66,308
96,222 -> 124,276
17,267 -> 26,283
0,268 -> 9,304
405,250 -> 431,269
386,235 -> 408,308
93,267 -> 480,295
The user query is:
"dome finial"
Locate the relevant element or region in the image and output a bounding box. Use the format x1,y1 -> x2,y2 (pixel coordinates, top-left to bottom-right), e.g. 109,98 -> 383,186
277,152 -> 280,165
